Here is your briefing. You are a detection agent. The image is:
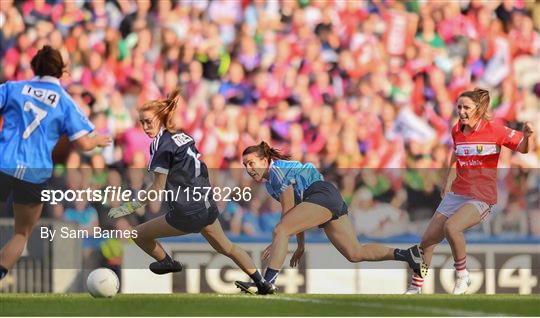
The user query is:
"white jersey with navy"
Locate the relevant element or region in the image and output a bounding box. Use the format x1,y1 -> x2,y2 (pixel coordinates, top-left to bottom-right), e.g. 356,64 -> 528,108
148,129 -> 215,215
0,76 -> 94,183
265,159 -> 323,204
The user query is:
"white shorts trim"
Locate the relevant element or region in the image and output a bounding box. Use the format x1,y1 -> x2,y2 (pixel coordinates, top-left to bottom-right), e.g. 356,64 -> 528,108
436,192 -> 492,221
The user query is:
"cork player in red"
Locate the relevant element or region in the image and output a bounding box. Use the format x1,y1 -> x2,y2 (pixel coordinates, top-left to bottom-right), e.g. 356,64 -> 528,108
405,88 -> 534,295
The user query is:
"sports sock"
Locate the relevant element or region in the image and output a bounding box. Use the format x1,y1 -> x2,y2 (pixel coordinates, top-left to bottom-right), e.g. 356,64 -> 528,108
0,265 -> 7,280
411,273 -> 424,289
159,253 -> 174,264
264,267 -> 279,284
454,257 -> 467,274
249,270 -> 265,287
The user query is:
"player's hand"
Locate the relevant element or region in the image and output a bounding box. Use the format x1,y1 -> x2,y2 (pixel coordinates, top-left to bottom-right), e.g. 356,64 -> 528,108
96,134 -> 112,147
289,246 -> 304,268
108,201 -> 143,218
262,244 -> 272,261
523,122 -> 534,138
108,204 -> 134,219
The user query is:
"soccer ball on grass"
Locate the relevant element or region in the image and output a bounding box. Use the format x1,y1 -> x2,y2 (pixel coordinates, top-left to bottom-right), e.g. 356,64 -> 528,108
87,268 -> 119,298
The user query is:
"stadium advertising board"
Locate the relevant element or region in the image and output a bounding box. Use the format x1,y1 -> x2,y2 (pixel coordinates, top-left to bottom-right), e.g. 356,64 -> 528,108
121,242 -> 539,295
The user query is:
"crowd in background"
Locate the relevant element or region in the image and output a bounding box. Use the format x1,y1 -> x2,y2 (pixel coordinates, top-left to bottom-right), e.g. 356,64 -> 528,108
1,0 -> 539,255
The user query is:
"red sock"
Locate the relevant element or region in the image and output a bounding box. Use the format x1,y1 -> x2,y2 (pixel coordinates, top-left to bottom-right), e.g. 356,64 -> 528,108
454,257 -> 467,273
411,273 -> 424,288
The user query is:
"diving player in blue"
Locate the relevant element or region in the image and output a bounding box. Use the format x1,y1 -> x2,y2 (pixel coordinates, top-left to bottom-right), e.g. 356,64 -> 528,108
108,89 -> 274,294
235,142 -> 428,294
0,45 -> 111,281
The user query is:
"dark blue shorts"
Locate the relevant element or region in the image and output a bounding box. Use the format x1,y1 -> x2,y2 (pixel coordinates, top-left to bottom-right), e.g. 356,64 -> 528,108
302,180 -> 348,228
0,171 -> 47,204
165,205 -> 220,233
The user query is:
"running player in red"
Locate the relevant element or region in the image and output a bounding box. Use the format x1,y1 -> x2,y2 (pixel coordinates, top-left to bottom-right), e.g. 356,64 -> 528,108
405,88 -> 534,294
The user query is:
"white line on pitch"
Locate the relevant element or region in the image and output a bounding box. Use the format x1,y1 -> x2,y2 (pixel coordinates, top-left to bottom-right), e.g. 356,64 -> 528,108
276,296 -> 511,317
217,294 -> 510,317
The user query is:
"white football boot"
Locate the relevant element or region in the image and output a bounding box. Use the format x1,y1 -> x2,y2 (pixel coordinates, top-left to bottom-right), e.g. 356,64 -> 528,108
452,270 -> 471,294
404,285 -> 422,294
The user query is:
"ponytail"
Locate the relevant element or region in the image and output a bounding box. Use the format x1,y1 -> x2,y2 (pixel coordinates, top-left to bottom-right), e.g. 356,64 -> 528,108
140,88 -> 183,133
459,88 -> 491,121
242,141 -> 291,162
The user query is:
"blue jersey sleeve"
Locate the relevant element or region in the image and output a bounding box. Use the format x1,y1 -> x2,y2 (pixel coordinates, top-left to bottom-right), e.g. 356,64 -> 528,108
0,82 -> 8,112
62,95 -> 94,141
271,161 -> 297,194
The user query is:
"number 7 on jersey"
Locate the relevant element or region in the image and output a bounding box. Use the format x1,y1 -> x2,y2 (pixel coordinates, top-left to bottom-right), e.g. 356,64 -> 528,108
23,101 -> 47,139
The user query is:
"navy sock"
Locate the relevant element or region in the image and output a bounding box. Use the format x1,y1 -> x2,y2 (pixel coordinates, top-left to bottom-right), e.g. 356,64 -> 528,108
264,267 -> 279,284
393,249 -> 409,262
159,254 -> 173,264
249,270 -> 265,287
0,265 -> 7,280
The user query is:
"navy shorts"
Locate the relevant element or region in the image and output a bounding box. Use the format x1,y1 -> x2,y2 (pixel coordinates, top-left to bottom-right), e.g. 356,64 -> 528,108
0,171 -> 47,204
165,205 -> 220,233
302,180 -> 348,228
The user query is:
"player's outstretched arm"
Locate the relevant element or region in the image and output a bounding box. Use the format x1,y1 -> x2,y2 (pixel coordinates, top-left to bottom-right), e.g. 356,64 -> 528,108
290,231 -> 305,268
74,133 -> 112,151
281,186 -> 305,265
517,122 -> 534,154
280,186 -> 296,218
262,186 -> 298,260
441,152 -> 457,198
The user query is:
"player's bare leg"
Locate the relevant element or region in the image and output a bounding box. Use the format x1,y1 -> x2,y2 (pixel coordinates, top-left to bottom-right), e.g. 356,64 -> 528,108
233,203 -> 332,293
324,216 -> 396,262
237,203 -> 331,294
444,204 -> 482,294
419,212 -> 448,265
132,215 -> 186,274
202,219 -> 273,294
405,212 -> 447,294
201,219 -> 257,274
323,215 -> 426,279
0,203 -> 43,273
445,204 -> 481,261
268,202 -> 332,270
133,215 -> 186,260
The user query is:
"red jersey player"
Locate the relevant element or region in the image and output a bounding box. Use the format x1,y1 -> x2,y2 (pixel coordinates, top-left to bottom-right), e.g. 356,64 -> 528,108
405,88 -> 534,295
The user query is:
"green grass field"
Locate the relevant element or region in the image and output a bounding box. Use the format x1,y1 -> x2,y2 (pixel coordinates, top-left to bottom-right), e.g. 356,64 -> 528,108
1,294 -> 538,316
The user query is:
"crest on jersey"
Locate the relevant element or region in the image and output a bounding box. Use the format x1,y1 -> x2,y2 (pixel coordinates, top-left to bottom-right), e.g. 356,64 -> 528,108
172,133 -> 193,147
476,145 -> 483,154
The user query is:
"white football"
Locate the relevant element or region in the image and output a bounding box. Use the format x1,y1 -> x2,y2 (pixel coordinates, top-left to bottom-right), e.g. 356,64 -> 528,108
87,268 -> 120,298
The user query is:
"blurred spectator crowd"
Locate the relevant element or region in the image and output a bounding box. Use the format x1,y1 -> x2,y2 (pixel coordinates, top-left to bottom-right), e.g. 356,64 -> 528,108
1,0 -> 539,247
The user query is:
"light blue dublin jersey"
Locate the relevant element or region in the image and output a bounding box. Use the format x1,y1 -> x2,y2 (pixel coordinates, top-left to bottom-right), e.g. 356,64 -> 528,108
0,76 -> 94,183
265,159 -> 323,204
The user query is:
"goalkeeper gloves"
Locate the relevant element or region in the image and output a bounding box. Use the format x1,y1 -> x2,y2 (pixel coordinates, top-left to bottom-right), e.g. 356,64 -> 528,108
108,200 -> 145,218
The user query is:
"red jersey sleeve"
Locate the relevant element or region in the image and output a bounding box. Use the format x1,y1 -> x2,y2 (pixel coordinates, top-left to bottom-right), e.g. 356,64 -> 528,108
451,123 -> 460,149
495,123 -> 524,151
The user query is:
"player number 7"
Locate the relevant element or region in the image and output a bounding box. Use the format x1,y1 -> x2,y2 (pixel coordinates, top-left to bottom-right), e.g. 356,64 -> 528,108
22,101 -> 47,139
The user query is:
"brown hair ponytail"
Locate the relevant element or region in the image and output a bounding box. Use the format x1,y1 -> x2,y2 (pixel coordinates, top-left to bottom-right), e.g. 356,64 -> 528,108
31,45 -> 66,78
242,141 -> 291,162
140,88 -> 183,133
458,88 -> 491,121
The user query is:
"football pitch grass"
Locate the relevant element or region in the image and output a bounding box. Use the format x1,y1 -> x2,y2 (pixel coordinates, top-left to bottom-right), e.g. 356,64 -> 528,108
1,294 -> 539,316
